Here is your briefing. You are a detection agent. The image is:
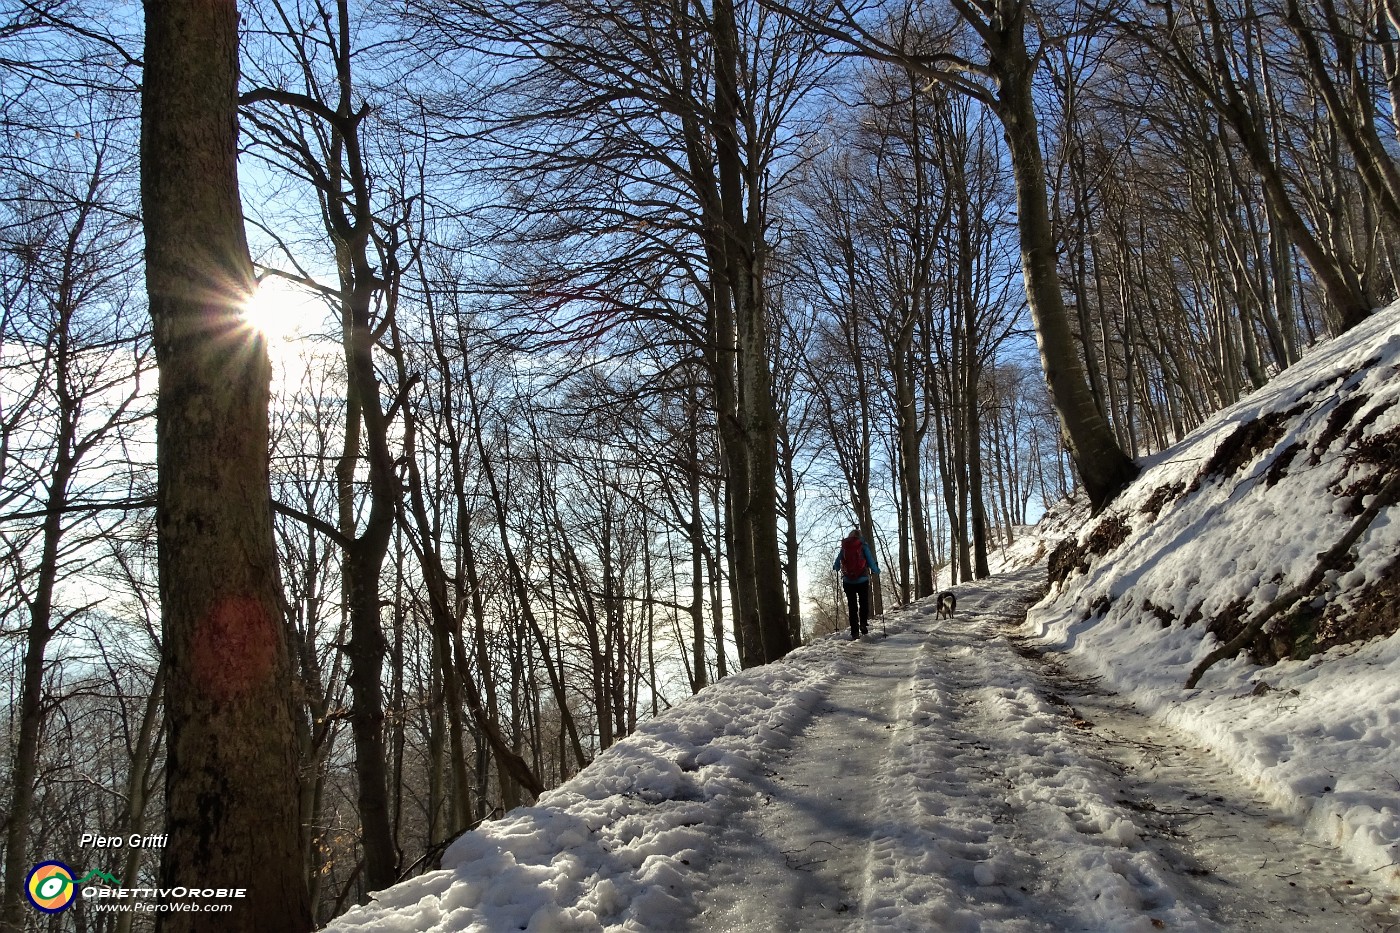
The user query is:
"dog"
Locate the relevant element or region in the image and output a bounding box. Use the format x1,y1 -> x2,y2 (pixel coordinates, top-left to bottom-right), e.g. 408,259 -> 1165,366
935,591 -> 956,620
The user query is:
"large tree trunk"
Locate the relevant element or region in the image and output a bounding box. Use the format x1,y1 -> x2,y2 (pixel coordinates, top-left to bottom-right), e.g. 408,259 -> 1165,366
700,251 -> 760,667
985,0 -> 1139,511
893,322 -> 935,598
713,0 -> 793,663
141,2 -> 310,929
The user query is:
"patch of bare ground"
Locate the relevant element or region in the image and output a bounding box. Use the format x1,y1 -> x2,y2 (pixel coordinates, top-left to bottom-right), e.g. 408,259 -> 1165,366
1047,513 -> 1131,590
1188,406 -> 1305,493
1140,481 -> 1187,519
1313,555 -> 1400,655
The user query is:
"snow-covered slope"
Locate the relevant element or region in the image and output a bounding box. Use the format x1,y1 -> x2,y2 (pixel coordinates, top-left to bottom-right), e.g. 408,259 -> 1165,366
1023,301 -> 1400,897
987,495 -> 1091,576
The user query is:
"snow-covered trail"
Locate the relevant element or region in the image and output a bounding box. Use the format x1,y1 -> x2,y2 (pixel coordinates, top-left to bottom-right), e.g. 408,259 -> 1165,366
1017,640 -> 1393,932
324,564 -> 1398,933
685,567 -> 1398,932
687,614 -> 917,930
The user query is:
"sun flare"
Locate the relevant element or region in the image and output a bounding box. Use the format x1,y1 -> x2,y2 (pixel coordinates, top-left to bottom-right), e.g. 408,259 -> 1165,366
243,276 -> 322,344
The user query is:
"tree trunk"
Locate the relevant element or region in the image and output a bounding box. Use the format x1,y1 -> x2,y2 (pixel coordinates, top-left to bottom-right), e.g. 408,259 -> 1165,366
966,370 -> 992,578
0,393 -> 74,933
1285,0 -> 1400,233
141,2 -> 310,928
892,311 -> 935,598
714,0 -> 792,664
985,1 -> 1139,511
325,202 -> 405,890
114,661 -> 166,933
779,421 -> 804,644
687,384 -> 709,691
709,484 -> 729,680
710,288 -> 761,668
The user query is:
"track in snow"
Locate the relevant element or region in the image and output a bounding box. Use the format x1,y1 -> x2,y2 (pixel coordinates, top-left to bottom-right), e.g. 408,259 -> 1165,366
688,623 -> 914,931
684,567 -> 1399,932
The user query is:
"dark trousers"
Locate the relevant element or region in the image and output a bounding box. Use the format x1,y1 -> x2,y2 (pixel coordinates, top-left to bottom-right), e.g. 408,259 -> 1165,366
843,579 -> 871,636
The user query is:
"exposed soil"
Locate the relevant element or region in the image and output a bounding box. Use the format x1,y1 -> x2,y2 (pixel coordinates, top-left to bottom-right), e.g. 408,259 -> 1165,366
1189,406 -> 1304,493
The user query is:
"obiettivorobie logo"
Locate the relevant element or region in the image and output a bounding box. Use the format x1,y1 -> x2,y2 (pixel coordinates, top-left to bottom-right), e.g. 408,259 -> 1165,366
24,862 -> 119,914
24,859 -> 249,915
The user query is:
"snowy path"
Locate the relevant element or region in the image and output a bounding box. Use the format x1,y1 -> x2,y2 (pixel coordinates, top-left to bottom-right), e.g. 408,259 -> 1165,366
325,564 -> 1398,933
684,567 -> 1398,932
1024,645 -> 1392,932
689,620 -> 915,930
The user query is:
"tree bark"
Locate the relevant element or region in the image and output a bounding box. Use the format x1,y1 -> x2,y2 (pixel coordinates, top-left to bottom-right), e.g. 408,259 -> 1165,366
141,2 -> 310,929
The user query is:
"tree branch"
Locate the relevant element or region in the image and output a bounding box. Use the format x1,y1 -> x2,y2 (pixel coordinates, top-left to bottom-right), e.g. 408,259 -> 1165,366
271,498 -> 355,550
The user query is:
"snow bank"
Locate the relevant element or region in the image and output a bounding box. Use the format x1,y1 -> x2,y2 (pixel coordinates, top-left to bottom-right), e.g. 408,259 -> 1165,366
1023,302 -> 1400,895
323,630 -> 860,932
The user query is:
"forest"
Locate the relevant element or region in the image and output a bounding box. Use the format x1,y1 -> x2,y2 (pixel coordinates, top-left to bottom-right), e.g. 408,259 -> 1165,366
1,0 -> 1396,929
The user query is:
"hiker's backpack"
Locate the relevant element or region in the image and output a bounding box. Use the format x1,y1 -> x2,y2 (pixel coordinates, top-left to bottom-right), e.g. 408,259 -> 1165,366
840,537 -> 868,579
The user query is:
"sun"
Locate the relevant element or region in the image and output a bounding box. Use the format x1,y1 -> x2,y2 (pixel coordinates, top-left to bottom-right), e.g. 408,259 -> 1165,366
243,276 -> 323,344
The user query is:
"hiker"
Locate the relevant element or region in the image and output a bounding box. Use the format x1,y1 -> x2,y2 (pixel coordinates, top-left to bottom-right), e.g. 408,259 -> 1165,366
834,527 -> 879,640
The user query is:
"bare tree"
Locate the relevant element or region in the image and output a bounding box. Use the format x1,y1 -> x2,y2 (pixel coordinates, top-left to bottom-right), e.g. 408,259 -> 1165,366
240,0 -> 425,891
766,0 -> 1140,511
0,131 -> 150,933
